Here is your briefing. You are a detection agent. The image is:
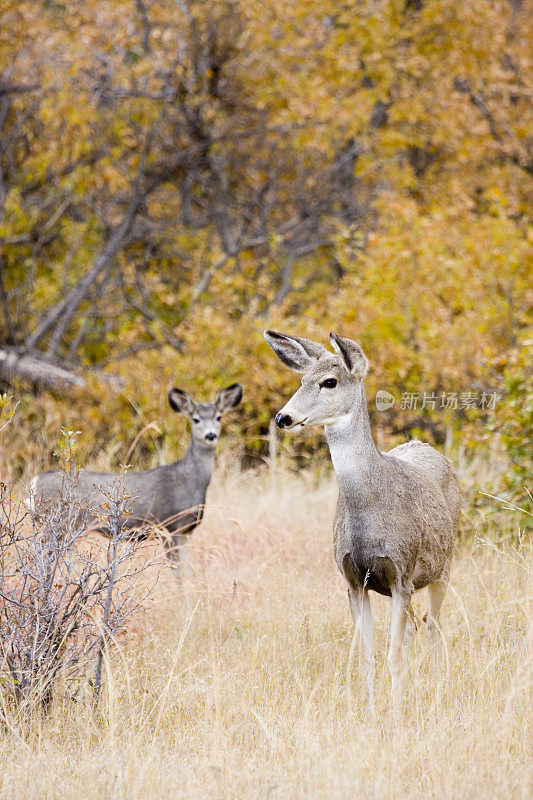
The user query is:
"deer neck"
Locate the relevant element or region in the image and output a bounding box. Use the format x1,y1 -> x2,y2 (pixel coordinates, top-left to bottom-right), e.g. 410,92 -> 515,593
325,381 -> 381,499
180,438 -> 216,488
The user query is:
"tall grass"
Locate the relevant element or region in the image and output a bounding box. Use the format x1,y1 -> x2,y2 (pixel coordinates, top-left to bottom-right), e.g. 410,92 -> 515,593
0,469 -> 530,799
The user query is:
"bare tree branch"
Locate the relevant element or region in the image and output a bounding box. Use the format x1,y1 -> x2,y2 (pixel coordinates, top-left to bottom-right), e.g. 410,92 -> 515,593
454,76 -> 533,176
135,0 -> 152,52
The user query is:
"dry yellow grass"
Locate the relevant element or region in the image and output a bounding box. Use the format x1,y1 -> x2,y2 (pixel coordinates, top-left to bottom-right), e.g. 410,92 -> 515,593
1,468 -> 531,799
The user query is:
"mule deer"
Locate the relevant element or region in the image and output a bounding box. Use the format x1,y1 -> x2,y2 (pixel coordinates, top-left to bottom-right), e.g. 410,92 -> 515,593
28,383 -> 243,568
264,330 -> 460,716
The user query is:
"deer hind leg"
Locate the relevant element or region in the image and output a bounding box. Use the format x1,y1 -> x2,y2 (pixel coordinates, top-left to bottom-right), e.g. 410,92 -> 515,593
347,583 -> 375,717
427,578 -> 447,669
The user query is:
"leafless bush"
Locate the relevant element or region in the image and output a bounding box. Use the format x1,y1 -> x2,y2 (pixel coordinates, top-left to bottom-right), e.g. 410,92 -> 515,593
0,461 -> 153,720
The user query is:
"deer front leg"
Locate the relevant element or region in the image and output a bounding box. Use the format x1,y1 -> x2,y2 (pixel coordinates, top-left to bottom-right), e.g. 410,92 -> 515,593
388,586 -> 411,718
347,584 -> 375,716
165,530 -> 189,581
402,601 -> 419,666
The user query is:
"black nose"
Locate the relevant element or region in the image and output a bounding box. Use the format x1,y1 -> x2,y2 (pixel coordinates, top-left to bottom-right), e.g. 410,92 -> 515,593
275,413 -> 293,429
205,432 -> 217,441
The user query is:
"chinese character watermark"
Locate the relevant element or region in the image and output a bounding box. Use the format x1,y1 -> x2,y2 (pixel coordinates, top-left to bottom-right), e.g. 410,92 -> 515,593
377,389 -> 500,412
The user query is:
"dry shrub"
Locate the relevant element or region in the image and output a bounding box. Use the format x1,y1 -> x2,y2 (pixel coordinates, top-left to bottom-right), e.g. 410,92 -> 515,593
0,471 -> 154,722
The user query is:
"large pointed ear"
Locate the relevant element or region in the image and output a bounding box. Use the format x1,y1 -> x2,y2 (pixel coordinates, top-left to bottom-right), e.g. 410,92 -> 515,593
168,388 -> 196,416
329,333 -> 369,378
215,383 -> 243,412
263,330 -> 326,372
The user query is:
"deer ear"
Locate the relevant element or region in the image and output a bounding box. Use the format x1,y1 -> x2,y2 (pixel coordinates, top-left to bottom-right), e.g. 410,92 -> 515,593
329,333 -> 369,378
264,330 -> 326,372
168,388 -> 196,416
215,383 -> 243,412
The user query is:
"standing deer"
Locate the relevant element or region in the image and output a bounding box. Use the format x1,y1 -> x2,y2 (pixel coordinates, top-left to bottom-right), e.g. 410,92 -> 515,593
28,383 -> 243,568
264,330 -> 460,716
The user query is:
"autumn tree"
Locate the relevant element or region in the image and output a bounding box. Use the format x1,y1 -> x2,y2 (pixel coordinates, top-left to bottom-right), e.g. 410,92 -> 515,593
0,0 -> 530,474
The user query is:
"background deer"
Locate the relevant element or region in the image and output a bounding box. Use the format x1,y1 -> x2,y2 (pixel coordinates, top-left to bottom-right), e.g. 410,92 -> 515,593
264,330 -> 460,716
28,383 -> 243,568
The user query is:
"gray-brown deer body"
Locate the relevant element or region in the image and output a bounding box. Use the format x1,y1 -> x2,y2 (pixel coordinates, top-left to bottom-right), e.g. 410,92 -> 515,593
264,330 -> 460,715
30,384 -> 242,564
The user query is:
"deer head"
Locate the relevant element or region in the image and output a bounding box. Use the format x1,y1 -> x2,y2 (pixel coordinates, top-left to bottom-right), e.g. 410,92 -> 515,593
264,331 -> 368,431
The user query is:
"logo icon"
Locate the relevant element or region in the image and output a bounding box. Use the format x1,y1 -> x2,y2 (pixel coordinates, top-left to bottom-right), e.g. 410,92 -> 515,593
375,390 -> 395,412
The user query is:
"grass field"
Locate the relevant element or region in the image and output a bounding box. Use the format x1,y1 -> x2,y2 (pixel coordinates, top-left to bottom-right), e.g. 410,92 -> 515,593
0,466 -> 531,800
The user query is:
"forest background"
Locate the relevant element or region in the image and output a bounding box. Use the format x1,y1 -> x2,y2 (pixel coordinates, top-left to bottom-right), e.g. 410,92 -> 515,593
0,0 -> 531,511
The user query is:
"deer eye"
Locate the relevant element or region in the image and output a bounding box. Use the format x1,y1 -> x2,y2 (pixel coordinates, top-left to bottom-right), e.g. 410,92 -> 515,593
216,415 -> 222,422
321,378 -> 337,389
193,418 -> 200,424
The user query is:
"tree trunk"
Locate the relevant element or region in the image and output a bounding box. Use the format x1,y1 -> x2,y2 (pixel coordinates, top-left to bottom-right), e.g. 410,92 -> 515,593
0,349 -> 85,390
